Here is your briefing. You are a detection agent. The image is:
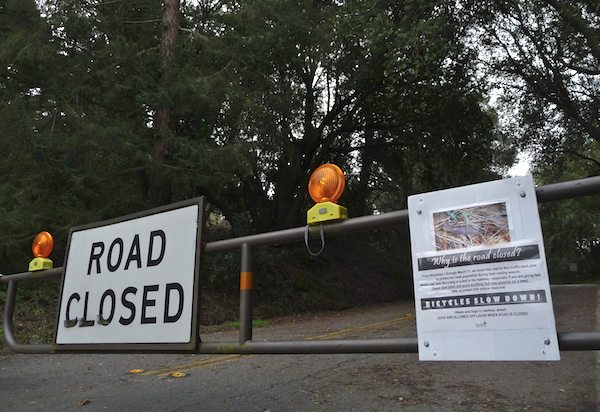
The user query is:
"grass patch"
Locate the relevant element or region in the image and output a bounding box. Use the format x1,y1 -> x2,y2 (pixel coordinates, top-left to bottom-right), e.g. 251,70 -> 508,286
0,279 -> 60,352
574,277 -> 600,285
223,319 -> 268,329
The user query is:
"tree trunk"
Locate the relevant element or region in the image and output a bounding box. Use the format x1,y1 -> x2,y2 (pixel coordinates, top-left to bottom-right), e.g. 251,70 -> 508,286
149,0 -> 180,206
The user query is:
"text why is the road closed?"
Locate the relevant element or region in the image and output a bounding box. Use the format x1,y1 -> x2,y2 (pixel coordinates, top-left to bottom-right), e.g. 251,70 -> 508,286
56,203 -> 201,347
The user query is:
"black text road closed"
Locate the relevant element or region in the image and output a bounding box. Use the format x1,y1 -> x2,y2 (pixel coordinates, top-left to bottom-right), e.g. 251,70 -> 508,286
55,200 -> 203,351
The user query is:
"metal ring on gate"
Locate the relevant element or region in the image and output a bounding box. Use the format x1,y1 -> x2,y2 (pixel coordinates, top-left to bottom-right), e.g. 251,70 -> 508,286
304,224 -> 325,256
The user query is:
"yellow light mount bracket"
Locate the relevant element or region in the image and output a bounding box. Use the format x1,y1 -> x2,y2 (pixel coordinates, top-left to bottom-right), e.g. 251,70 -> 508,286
307,201 -> 348,225
29,257 -> 53,272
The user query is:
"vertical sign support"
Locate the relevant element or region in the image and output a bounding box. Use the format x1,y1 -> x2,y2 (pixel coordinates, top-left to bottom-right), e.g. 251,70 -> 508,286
240,243 -> 253,344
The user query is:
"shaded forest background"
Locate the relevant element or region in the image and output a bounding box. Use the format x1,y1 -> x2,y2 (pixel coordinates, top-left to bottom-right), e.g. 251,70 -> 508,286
0,0 -> 598,329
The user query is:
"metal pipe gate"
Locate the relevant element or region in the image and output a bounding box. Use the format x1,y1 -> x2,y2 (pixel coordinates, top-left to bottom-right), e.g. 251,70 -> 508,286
3,176 -> 600,354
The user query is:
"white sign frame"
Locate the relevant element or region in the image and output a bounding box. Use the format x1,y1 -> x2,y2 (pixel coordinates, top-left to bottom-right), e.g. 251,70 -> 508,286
408,176 -> 560,361
54,198 -> 204,352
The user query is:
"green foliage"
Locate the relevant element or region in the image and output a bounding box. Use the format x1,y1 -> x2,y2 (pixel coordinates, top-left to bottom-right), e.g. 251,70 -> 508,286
535,141 -> 600,282
473,0 -> 599,168
0,0 -> 517,277
209,0 -> 513,229
471,0 -> 600,281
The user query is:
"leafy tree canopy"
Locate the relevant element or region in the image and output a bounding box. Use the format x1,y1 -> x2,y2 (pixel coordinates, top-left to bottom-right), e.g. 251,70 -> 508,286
0,0 -> 536,275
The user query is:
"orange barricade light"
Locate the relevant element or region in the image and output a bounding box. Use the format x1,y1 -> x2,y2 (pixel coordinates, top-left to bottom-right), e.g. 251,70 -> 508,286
307,164 -> 348,225
29,231 -> 54,272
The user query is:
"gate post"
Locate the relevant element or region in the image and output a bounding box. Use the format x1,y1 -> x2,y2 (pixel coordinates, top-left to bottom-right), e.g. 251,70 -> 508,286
239,243 -> 253,344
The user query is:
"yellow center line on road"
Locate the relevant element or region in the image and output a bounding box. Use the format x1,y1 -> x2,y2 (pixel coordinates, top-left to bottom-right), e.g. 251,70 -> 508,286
140,354 -> 242,377
139,312 -> 415,377
309,313 -> 415,341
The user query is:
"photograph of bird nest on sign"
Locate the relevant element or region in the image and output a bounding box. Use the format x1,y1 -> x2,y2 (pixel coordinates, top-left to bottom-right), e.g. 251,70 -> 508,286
433,202 -> 511,251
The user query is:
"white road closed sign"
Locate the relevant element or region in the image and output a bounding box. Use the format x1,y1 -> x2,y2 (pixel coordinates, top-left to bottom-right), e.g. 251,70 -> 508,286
55,199 -> 203,351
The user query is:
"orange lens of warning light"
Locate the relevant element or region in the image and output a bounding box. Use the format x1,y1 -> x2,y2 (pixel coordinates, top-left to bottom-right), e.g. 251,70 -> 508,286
308,164 -> 346,203
32,231 -> 54,258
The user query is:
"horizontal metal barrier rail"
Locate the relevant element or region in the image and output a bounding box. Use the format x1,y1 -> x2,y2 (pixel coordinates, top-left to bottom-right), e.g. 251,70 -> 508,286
2,175 -> 600,354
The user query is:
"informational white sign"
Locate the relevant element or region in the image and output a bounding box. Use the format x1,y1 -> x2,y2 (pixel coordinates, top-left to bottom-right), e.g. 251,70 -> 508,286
408,176 -> 560,361
55,199 -> 203,351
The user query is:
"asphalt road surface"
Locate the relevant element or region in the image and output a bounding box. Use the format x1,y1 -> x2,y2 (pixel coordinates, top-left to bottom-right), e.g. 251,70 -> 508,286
1,285 -> 598,411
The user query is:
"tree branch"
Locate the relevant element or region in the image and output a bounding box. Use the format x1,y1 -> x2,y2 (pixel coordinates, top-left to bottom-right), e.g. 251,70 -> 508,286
564,150 -> 600,168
